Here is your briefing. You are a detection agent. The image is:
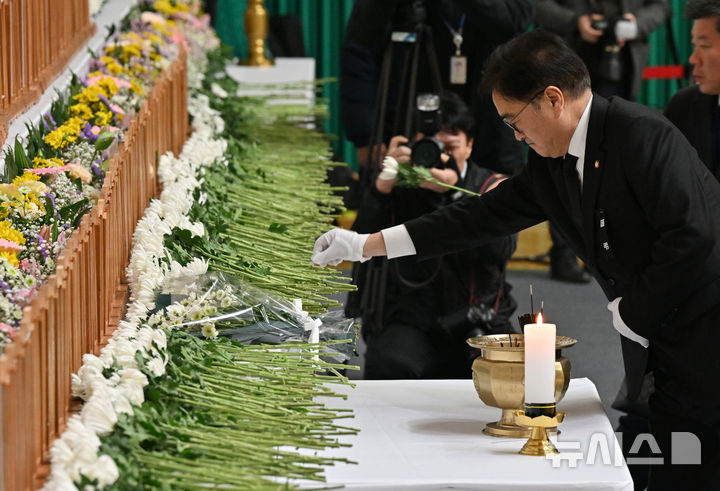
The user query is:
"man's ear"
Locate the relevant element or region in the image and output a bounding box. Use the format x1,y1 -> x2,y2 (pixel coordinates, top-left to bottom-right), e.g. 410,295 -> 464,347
544,86 -> 564,114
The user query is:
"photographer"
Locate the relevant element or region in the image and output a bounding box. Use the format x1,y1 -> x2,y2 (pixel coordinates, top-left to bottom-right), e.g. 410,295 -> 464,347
534,0 -> 670,100
340,0 -> 535,178
352,92 -> 518,380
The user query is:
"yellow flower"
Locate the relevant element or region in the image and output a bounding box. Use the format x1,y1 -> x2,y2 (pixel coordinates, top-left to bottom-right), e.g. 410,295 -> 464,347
44,128 -> 67,149
25,181 -> 49,195
94,110 -> 112,126
0,220 -> 26,246
70,103 -> 94,120
0,251 -> 19,268
100,56 -> 124,76
120,43 -> 143,62
96,76 -> 119,97
130,79 -> 145,95
12,171 -> 41,186
73,85 -> 103,104
32,157 -> 64,169
43,117 -> 84,149
0,184 -> 21,201
153,0 -> 189,15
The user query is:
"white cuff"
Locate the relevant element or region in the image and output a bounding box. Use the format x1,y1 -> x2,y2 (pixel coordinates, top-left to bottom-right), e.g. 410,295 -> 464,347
608,298 -> 649,348
381,225 -> 417,259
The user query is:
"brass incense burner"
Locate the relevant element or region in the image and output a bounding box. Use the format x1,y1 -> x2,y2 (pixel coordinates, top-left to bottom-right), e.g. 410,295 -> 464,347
467,333 -> 576,438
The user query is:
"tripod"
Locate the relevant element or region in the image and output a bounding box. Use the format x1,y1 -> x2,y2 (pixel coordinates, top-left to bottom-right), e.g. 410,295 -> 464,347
347,1 -> 444,334
362,1 -> 444,188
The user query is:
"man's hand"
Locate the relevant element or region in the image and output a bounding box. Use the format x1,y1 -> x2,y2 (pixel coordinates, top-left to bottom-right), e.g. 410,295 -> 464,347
607,298 -> 649,348
386,135 -> 412,164
578,14 -> 605,43
420,167 -> 459,193
311,229 -> 370,266
614,13 -> 638,48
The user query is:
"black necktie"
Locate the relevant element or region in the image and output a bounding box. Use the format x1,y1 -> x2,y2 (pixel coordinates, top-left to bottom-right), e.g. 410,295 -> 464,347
563,154 -> 582,227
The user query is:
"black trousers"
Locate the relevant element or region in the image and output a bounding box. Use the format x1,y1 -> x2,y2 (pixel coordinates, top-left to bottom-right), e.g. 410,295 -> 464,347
363,322 -> 475,380
639,302 -> 720,490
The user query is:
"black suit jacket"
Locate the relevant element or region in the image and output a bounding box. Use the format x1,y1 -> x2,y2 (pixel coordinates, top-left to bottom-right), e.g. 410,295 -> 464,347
664,85 -> 719,181
404,94 -> 720,402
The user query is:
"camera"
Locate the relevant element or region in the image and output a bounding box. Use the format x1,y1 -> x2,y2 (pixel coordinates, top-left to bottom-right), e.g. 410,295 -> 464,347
590,18 -> 609,31
408,93 -> 446,168
438,302 -> 497,340
589,17 -> 624,83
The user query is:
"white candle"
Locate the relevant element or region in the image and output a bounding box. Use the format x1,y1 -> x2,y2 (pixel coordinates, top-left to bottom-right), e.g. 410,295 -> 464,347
524,313 -> 556,404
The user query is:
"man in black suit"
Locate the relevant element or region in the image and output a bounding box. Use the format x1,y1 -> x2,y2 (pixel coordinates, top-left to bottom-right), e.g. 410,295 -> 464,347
665,0 -> 720,182
314,31 -> 720,490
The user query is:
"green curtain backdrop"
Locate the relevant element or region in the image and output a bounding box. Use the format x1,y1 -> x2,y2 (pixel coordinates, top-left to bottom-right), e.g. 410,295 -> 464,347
213,0 -> 693,171
213,0 -> 359,170
638,0 -> 693,109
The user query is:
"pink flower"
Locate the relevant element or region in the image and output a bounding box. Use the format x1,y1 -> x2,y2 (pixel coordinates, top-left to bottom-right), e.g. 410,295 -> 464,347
91,125 -> 101,135
16,288 -> 35,300
108,104 -> 125,115
27,167 -> 65,175
86,75 -> 132,89
20,259 -> 29,271
0,239 -> 24,252
170,33 -> 189,51
0,324 -> 14,338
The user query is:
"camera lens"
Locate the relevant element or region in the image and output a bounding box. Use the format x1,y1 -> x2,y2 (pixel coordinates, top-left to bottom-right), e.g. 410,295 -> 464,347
412,138 -> 443,168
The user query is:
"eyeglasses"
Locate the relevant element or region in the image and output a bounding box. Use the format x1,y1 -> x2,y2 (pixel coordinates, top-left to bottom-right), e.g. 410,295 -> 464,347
503,89 -> 545,134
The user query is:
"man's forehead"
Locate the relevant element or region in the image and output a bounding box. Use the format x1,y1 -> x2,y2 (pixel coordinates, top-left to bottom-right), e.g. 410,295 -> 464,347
692,17 -> 720,39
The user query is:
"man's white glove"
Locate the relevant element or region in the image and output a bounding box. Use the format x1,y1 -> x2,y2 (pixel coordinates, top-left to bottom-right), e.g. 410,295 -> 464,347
607,297 -> 649,348
311,228 -> 370,266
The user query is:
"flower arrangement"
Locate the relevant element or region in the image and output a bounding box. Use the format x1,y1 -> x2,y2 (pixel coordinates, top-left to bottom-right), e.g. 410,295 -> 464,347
42,1 -> 358,489
0,0 -> 216,352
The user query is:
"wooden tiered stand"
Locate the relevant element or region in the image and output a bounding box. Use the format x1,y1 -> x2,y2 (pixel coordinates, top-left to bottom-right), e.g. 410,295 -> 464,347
0,0 -> 96,146
0,38 -> 189,491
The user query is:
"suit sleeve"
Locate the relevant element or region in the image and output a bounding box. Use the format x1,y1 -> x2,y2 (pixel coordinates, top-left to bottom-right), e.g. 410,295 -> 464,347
632,0 -> 670,39
456,0 -> 537,42
534,0 -> 582,35
618,119 -> 718,338
404,166 -> 546,258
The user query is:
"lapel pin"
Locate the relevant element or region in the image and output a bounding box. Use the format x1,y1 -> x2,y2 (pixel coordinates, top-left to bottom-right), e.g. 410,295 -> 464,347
594,160 -> 600,169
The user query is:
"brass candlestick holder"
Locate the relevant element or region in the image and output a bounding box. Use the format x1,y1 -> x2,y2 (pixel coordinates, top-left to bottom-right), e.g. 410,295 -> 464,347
467,334 -> 576,438
243,0 -> 274,66
514,408 -> 565,456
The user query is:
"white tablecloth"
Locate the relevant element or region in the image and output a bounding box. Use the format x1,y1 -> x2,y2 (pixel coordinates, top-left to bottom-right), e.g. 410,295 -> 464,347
225,57 -> 315,105
313,378 -> 633,491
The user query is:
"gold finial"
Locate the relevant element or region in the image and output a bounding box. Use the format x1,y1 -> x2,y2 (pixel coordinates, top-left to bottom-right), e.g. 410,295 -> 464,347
243,0 -> 274,66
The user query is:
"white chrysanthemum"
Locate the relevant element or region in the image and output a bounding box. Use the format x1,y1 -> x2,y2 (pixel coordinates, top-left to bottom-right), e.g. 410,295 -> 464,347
42,466 -> 76,491
81,385 -> 118,436
379,156 -> 399,180
210,82 -> 228,98
145,356 -> 167,378
201,323 -> 218,339
80,454 -> 119,488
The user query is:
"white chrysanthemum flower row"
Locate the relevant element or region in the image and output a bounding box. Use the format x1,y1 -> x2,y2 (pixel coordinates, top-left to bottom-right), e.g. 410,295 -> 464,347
43,90 -> 225,490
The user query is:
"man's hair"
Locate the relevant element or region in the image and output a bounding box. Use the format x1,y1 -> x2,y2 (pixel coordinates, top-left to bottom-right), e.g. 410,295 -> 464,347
439,91 -> 475,137
481,30 -> 591,102
685,0 -> 720,32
